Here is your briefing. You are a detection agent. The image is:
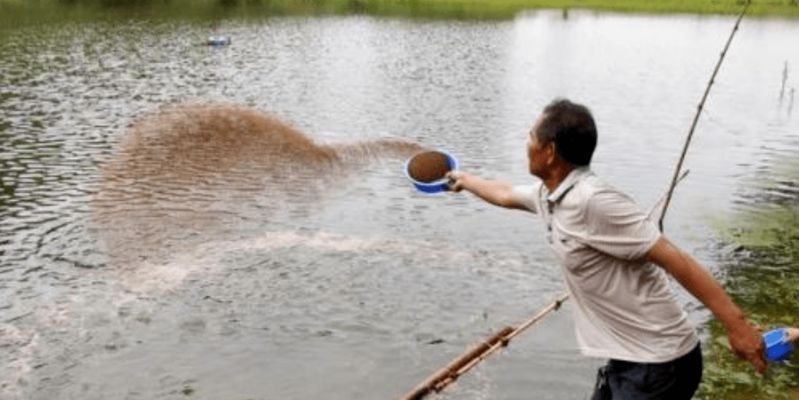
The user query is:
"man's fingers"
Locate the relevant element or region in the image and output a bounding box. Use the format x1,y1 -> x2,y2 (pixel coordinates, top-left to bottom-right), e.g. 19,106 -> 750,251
445,171 -> 464,192
750,354 -> 767,375
738,346 -> 767,375
732,349 -> 766,375
729,330 -> 768,375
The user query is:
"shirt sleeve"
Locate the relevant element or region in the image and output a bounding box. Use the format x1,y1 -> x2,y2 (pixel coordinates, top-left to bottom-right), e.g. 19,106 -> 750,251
510,182 -> 543,214
581,188 -> 662,261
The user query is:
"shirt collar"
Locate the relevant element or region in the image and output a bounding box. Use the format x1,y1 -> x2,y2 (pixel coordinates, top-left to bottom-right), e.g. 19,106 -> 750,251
546,166 -> 591,203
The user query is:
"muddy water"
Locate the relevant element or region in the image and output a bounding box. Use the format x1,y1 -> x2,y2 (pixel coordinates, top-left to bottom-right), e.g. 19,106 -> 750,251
0,10 -> 798,400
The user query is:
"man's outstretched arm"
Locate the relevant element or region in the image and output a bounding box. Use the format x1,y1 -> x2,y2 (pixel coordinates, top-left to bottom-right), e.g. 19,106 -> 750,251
646,236 -> 766,374
447,171 -> 528,210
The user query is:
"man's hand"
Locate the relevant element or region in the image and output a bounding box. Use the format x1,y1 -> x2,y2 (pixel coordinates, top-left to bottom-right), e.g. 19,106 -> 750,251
446,171 -> 469,192
443,171 -> 527,210
726,319 -> 767,374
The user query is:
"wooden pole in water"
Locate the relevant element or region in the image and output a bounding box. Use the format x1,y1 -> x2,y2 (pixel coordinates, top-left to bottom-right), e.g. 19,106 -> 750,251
398,293 -> 569,400
658,1 -> 750,231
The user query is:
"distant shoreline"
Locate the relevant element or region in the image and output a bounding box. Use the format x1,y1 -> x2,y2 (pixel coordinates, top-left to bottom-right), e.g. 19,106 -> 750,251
1,0 -> 798,25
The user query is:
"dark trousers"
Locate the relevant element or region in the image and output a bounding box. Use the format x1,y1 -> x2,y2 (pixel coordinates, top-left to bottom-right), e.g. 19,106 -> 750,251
591,344 -> 703,400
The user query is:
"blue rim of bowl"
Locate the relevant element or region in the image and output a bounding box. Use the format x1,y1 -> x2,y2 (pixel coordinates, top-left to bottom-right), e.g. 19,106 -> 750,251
404,150 -> 459,194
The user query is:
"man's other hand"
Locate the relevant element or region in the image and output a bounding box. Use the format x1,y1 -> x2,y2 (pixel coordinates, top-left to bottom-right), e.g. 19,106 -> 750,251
727,319 -> 767,375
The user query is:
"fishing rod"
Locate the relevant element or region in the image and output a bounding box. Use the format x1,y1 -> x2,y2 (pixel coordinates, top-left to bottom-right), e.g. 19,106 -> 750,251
658,0 -> 750,231
399,2 -> 750,397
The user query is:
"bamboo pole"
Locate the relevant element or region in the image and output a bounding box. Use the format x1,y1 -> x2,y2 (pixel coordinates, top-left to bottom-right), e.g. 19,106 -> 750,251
658,0 -> 750,231
398,293 -> 568,400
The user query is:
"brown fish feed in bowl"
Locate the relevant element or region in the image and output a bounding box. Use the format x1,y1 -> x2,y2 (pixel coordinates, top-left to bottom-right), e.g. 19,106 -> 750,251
407,151 -> 452,183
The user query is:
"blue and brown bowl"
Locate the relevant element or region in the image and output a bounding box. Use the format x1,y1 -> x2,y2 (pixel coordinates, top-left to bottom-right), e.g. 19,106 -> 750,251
404,150 -> 459,194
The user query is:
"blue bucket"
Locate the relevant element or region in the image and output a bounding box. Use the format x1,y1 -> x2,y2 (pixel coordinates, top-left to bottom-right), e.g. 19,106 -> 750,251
763,328 -> 794,362
404,150 -> 459,194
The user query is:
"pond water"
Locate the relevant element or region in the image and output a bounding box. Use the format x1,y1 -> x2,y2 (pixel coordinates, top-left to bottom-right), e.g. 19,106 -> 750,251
1,9 -> 798,400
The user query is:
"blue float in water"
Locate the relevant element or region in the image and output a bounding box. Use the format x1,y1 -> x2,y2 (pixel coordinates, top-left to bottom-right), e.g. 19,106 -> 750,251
207,35 -> 231,46
404,150 -> 459,194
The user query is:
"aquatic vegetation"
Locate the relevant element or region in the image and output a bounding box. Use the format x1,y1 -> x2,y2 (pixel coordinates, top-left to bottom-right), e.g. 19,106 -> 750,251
700,185 -> 799,398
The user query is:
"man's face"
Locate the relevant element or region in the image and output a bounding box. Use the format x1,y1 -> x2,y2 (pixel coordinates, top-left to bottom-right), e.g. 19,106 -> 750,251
526,115 -> 553,178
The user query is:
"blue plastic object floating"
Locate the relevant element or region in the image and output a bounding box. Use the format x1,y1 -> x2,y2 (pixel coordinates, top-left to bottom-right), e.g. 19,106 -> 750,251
763,328 -> 794,362
207,35 -> 231,46
404,150 -> 459,194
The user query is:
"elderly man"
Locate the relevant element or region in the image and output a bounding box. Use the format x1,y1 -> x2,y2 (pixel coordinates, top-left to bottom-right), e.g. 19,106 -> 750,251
447,99 -> 765,399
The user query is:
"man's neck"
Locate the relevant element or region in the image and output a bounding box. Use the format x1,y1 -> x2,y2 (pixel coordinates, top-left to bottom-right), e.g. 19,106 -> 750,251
542,163 -> 576,192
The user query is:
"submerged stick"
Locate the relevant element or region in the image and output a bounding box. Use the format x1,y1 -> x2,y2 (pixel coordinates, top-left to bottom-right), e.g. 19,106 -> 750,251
780,61 -> 788,101
658,1 -> 750,231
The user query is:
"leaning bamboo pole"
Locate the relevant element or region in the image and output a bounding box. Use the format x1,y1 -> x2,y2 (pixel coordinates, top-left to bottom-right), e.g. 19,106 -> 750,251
398,293 -> 569,400
658,0 -> 750,231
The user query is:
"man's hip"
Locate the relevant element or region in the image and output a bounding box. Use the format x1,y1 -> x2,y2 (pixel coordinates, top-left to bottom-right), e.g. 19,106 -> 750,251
591,343 -> 703,400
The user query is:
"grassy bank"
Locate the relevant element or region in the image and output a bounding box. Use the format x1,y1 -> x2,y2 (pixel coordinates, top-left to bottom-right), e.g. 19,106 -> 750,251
1,0 -> 798,26
699,174 -> 799,398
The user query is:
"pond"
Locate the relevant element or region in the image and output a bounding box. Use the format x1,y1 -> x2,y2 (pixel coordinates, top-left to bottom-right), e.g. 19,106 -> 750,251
0,8 -> 797,400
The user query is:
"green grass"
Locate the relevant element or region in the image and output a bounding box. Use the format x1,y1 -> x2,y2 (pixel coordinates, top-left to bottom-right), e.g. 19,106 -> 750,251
0,0 -> 798,28
359,0 -> 799,19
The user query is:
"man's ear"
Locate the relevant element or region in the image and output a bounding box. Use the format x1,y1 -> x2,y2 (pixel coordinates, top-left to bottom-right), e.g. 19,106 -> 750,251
546,141 -> 557,165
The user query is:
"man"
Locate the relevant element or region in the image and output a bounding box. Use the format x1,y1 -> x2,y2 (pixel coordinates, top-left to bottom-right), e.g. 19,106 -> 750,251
446,99 -> 765,399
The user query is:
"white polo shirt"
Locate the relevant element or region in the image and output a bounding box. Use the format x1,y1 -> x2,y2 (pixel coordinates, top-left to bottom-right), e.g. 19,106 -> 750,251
512,167 -> 698,363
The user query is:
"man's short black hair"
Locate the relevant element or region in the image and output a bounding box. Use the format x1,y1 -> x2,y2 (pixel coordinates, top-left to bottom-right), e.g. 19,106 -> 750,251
536,99 -> 597,166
